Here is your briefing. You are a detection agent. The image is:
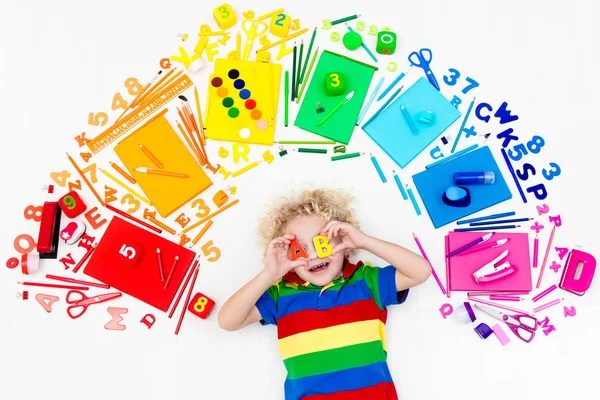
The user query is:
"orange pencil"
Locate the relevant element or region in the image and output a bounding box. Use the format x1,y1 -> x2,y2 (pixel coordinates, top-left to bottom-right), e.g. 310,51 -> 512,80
176,120 -> 203,164
181,199 -> 239,234
66,153 -> 105,206
134,68 -> 175,107
105,203 -> 161,233
194,87 -> 206,145
138,144 -> 163,168
192,220 -> 214,246
182,105 -> 208,164
143,214 -> 176,235
116,70 -> 162,122
135,167 -> 188,178
109,161 -> 136,184
178,107 -> 206,165
141,70 -> 183,107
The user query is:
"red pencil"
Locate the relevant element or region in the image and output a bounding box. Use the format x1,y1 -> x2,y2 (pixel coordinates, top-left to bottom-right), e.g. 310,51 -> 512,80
45,274 -> 109,289
157,248 -> 165,281
168,259 -> 197,318
72,245 -> 96,273
18,282 -> 89,290
105,203 -> 162,234
175,263 -> 200,335
164,255 -> 180,289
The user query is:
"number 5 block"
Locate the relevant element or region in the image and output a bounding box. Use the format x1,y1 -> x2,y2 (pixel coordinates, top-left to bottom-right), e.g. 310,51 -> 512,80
58,191 -> 87,218
213,4 -> 237,30
188,292 -> 216,319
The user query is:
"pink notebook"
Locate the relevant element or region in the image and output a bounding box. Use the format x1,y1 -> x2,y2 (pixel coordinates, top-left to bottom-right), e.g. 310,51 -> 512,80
446,232 -> 532,292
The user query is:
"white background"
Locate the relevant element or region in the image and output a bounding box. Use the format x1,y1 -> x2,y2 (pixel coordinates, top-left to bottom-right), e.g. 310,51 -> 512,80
1,1 -> 600,399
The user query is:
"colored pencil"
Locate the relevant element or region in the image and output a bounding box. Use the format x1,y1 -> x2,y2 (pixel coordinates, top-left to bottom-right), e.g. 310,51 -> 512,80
377,67 -> 409,101
257,28 -> 309,52
296,148 -> 327,154
135,167 -> 189,178
450,97 -> 476,154
425,144 -> 479,169
300,28 -> 317,83
331,14 -> 360,25
407,186 -> 421,215
489,295 -> 523,302
356,77 -> 384,125
257,8 -> 285,21
191,220 -> 214,246
177,107 -> 206,165
277,140 -> 335,145
139,144 -> 163,168
532,284 -> 557,302
193,86 -> 206,144
18,282 -> 89,291
454,225 -> 520,232
501,148 -> 528,203
175,264 -> 200,335
284,71 -> 289,126
533,234 -> 539,268
317,90 -> 355,126
232,161 -> 261,177
533,298 -> 563,314
331,152 -> 363,161
176,119 -> 204,165
413,233 -> 446,295
72,245 -> 96,274
105,203 -> 161,234
164,256 -> 179,290
133,68 -> 175,108
536,226 -> 556,288
362,86 -> 403,128
469,296 -> 534,317
457,212 -> 516,225
470,217 -> 532,226
369,153 -> 386,182
468,291 -> 529,297
66,153 -> 104,206
392,170 -> 408,200
400,105 -> 419,135
296,47 -> 319,103
109,161 -> 136,184
168,259 -> 197,318
296,40 -> 304,95
346,24 -> 377,62
181,199 -> 240,234
445,236 -> 451,298
145,215 -> 177,235
45,274 -> 109,289
100,168 -> 152,206
292,43 -> 297,101
157,248 -> 165,281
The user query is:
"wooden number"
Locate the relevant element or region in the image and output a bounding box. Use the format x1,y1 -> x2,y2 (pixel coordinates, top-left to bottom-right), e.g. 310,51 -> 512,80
542,162 -> 561,181
24,205 -> 43,222
291,19 -> 300,30
68,180 -> 82,192
274,13 -> 285,26
368,25 -> 378,35
536,204 -> 550,216
192,198 -> 210,218
508,143 -> 528,162
356,21 -> 366,31
462,77 -> 480,94
105,186 -> 118,204
124,78 -> 143,95
330,31 -> 340,42
81,163 -> 98,184
62,195 -> 77,210
88,112 -> 108,127
120,194 -> 140,214
329,73 -> 340,87
50,170 -> 71,187
14,234 -> 36,255
218,5 -> 229,18
193,296 -> 208,313
526,136 -> 545,154
111,93 -> 129,111
202,240 -> 221,262
443,68 -> 460,86
119,244 -> 136,259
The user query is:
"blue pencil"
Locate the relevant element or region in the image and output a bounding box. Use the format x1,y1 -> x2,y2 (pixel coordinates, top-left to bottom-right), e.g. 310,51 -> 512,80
393,170 -> 408,200
457,212 -> 516,225
455,225 -> 520,232
450,97 -> 476,154
346,25 -> 378,63
425,144 -> 479,169
501,148 -> 528,203
407,186 -> 421,215
362,86 -> 403,128
356,77 -> 384,125
370,153 -> 386,183
377,66 -> 410,101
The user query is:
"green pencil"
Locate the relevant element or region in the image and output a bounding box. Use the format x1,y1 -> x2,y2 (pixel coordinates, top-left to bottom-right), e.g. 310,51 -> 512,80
331,14 -> 361,25
296,148 -> 327,154
331,152 -> 363,161
296,48 -> 319,104
284,71 -> 289,126
296,40 -> 304,96
299,27 -> 317,83
277,140 -> 336,145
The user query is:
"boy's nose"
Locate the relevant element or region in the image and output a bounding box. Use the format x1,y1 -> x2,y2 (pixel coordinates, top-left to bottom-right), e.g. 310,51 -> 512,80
306,246 -> 318,260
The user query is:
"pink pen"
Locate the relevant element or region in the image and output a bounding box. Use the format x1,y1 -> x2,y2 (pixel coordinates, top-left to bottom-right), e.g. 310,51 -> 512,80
490,295 -> 522,302
468,291 -> 529,297
467,296 -> 534,317
532,284 -> 558,303
533,298 -> 563,313
533,234 -> 539,268
413,233 -> 446,295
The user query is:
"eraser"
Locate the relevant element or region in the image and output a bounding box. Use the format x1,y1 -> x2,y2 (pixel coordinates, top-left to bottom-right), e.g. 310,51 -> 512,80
474,322 -> 493,339
492,324 -> 510,345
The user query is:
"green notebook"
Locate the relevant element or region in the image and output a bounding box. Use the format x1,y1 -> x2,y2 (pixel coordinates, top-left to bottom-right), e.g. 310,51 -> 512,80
294,51 -> 377,144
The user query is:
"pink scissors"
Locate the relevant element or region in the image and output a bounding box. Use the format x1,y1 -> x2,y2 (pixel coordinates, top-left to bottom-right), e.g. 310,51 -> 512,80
474,304 -> 538,343
66,290 -> 122,319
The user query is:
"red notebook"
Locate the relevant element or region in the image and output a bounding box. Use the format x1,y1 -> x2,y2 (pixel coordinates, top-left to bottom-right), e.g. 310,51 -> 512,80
84,217 -> 196,311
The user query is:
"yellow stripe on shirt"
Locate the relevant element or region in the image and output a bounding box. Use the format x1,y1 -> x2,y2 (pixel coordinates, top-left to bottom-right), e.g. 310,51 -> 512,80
278,319 -> 386,360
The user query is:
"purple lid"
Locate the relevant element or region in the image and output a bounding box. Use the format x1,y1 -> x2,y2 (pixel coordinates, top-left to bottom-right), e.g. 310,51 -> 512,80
464,302 -> 476,322
475,323 -> 493,339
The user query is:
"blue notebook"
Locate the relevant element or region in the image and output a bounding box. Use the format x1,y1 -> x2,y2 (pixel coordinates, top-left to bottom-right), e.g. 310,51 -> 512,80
362,77 -> 461,168
412,146 -> 513,228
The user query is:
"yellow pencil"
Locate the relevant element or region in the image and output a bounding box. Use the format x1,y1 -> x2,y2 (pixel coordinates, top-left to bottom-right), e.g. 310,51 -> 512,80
257,28 -> 308,52
236,32 -> 241,60
99,168 -> 152,206
192,220 -> 214,246
194,86 -> 206,145
181,199 -> 240,234
232,161 -> 261,177
257,8 -> 284,20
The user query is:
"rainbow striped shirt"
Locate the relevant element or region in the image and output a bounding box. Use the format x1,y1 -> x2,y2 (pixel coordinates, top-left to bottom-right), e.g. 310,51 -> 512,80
256,260 -> 408,400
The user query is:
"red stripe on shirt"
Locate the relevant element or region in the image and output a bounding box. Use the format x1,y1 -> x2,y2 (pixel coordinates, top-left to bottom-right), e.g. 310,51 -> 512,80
277,299 -> 387,339
301,381 -> 398,400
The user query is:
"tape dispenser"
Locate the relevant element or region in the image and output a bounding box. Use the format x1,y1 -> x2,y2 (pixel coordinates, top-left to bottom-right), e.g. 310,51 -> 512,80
559,249 -> 596,296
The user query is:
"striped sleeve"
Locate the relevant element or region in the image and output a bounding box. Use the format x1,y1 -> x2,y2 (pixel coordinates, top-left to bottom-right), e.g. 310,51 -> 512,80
255,282 -> 280,326
362,265 -> 409,309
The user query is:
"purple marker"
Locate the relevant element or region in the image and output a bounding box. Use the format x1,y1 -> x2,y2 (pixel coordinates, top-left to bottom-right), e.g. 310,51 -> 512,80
446,232 -> 494,258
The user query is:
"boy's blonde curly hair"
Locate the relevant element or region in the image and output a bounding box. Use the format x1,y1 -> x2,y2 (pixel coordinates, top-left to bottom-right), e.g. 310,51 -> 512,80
258,189 -> 360,254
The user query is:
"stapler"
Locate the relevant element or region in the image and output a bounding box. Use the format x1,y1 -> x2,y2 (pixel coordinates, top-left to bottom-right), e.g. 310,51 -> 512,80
473,249 -> 516,283
560,249 -> 596,296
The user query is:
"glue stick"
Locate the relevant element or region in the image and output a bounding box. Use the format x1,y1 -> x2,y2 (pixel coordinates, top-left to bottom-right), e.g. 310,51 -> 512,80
455,302 -> 477,323
454,172 -> 495,185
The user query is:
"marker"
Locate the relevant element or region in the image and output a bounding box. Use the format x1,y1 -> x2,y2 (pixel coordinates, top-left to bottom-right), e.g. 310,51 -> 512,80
331,152 -> 363,161
284,71 -> 289,126
400,104 -> 418,135
296,148 -> 327,154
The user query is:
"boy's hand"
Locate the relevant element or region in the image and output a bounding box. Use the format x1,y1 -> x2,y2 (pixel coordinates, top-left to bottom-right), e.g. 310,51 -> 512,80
264,235 -> 308,282
321,221 -> 369,254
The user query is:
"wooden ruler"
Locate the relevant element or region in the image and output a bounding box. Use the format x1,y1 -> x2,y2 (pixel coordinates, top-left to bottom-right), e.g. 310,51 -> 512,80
87,74 -> 193,154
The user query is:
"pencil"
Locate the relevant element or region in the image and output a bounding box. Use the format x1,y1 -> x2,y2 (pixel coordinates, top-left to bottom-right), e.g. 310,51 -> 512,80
362,86 -> 403,128
139,144 -> 163,168
468,296 -> 534,317
157,248 -> 165,281
470,217 -> 532,226
72,245 -> 96,274
105,203 -> 161,233
194,86 -> 206,145
181,199 -> 240,234
407,186 -> 421,216
400,104 -> 419,135
116,71 -> 162,122
292,43 -> 297,101
191,220 -> 214,246
454,225 -> 520,232
356,77 -> 384,125
45,274 -> 110,289
168,259 -> 197,318
425,144 -> 479,169
296,40 -> 304,95
177,107 -> 206,165
317,90 -> 355,126
135,167 -> 189,178
257,8 -> 285,20
277,140 -> 336,145
392,170 -> 408,200
232,161 -> 261,177
300,28 -> 316,84
144,214 -> 176,235
331,152 -> 363,161
109,161 -> 136,184
533,298 -> 563,314
177,120 -> 204,165
532,284 -> 557,303
413,233 -> 446,295
66,153 -> 104,206
457,212 -> 516,225
175,264 -> 200,335
536,226 -> 556,288
331,14 -> 360,25
18,282 -> 89,291
346,24 -> 377,62
133,69 -> 175,108
296,47 -> 319,103
533,234 -> 539,268
489,295 -> 523,302
369,153 -> 386,183
164,255 -> 179,289
451,97 -> 476,154
100,168 -> 152,206
296,148 -> 327,154
140,70 -> 183,107
377,67 -> 409,101
257,28 -> 308,52
284,71 -> 289,126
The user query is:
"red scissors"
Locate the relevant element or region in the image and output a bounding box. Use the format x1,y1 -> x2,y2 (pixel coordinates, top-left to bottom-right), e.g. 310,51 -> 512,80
66,290 -> 122,319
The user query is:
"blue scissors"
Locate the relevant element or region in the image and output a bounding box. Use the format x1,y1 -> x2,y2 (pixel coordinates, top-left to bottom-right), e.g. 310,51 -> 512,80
66,290 -> 122,319
408,48 -> 440,91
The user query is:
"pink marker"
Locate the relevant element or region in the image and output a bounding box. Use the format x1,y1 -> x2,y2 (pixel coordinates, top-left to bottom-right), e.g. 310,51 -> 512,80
467,296 -> 534,317
533,298 -> 563,314
490,295 -> 522,302
532,284 -> 557,303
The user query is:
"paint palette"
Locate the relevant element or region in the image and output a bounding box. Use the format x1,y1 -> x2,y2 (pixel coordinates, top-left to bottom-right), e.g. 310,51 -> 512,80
205,59 -> 282,145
